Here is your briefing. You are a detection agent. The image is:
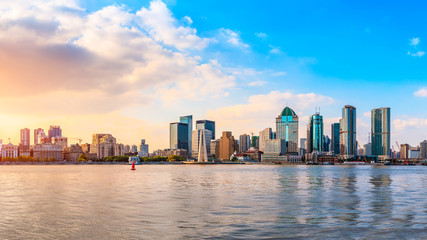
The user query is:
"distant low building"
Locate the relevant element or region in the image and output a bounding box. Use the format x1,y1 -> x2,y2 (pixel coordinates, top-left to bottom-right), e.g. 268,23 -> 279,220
1,143 -> 18,158
18,144 -> 31,157
33,144 -> 63,161
243,147 -> 262,162
52,137 -> 68,148
63,144 -> 84,162
261,139 -> 288,162
156,149 -> 188,157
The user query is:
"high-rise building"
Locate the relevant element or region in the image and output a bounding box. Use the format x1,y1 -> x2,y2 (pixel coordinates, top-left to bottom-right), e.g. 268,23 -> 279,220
421,140 -> 427,159
239,134 -> 251,153
259,128 -> 273,152
180,115 -> 193,155
196,120 -> 215,140
197,130 -> 209,162
299,138 -> 307,156
170,122 -> 189,150
339,105 -> 357,156
20,128 -> 30,146
48,125 -> 62,140
251,136 -> 259,149
400,144 -> 410,159
34,128 -> 44,145
331,123 -> 340,154
364,143 -> 372,155
218,131 -> 238,161
307,113 -> 323,153
192,129 -> 212,158
210,139 -> 219,157
139,139 -> 149,157
90,134 -> 117,159
323,135 -> 330,152
276,106 -> 298,153
261,139 -> 288,162
371,107 -> 391,156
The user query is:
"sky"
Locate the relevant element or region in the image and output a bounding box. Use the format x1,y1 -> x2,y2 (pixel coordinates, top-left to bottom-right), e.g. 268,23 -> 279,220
0,0 -> 426,150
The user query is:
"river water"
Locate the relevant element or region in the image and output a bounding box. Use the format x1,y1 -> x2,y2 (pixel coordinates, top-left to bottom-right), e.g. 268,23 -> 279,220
1,165 -> 426,239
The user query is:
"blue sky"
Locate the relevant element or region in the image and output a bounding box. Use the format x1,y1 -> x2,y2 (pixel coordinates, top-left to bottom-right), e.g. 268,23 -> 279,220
0,0 -> 425,149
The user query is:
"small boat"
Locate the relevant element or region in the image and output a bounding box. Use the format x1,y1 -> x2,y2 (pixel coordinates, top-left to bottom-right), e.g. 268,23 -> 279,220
384,161 -> 391,166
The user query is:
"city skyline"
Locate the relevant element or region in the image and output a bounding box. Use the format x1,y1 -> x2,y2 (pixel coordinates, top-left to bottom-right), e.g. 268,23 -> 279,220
0,0 -> 426,150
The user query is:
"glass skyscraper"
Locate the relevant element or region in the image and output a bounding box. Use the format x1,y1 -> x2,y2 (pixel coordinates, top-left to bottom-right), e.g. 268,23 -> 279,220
170,122 -> 189,150
371,107 -> 390,156
331,123 -> 340,154
339,105 -> 357,156
307,113 -> 323,152
196,120 -> 215,140
276,106 -> 298,153
180,115 -> 193,154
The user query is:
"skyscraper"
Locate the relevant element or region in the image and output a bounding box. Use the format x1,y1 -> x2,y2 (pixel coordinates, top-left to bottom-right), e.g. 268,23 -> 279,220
331,123 -> 340,154
276,106 -> 298,153
218,131 -> 238,161
197,130 -> 209,162
239,134 -> 251,153
307,113 -> 323,153
180,115 -> 193,156
34,128 -> 45,145
20,128 -> 30,146
196,120 -> 215,140
420,140 -> 427,159
259,128 -> 273,152
48,125 -> 62,140
192,129 -> 212,158
251,136 -> 259,149
170,122 -> 189,150
339,105 -> 357,156
371,107 -> 391,156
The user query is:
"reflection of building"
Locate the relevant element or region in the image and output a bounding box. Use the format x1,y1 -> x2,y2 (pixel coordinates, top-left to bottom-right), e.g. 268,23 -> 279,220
33,144 -> 63,161
421,140 -> 427,159
1,143 -> 18,158
371,107 -> 391,156
239,134 -> 251,153
180,115 -> 193,155
340,105 -> 357,156
331,123 -> 340,154
276,106 -> 298,153
218,131 -> 238,161
192,129 -> 212,158
170,122 -> 189,151
196,120 -> 215,140
259,128 -> 273,152
20,128 -> 30,146
63,144 -> 84,162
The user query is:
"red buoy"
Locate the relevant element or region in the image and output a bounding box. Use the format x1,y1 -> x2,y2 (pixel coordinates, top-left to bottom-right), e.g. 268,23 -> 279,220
131,161 -> 136,170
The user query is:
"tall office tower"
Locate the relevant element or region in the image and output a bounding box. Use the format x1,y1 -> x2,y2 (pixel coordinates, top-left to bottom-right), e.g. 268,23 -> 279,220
48,125 -> 62,140
400,144 -> 410,159
170,122 -> 189,150
364,143 -> 372,155
251,136 -> 259,149
307,113 -> 323,153
299,138 -> 307,155
20,128 -> 30,146
34,128 -> 44,145
276,106 -> 298,153
331,123 -> 340,154
218,131 -> 239,161
323,135 -> 330,152
196,120 -> 215,140
180,115 -> 193,155
210,139 -> 219,157
259,128 -> 273,152
191,129 -> 212,158
139,139 -> 149,156
421,140 -> 427,159
239,134 -> 251,152
371,107 -> 391,156
339,105 -> 357,156
197,130 -> 209,162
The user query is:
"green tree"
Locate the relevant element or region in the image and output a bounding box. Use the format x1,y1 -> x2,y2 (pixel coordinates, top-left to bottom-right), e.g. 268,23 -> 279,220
78,154 -> 88,162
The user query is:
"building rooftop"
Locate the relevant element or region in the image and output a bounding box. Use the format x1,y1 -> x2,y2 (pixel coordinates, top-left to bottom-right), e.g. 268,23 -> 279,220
280,106 -> 296,117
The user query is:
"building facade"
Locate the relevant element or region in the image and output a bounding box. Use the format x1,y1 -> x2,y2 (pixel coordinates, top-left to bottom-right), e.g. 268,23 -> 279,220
63,144 -> 84,162
340,105 -> 357,156
1,143 -> 18,158
239,134 -> 251,153
33,144 -> 63,161
307,113 -> 323,153
20,128 -> 30,146
157,149 -> 188,157
251,136 -> 259,149
191,129 -> 213,158
276,106 -> 298,154
217,131 -> 239,161
259,128 -> 273,152
170,122 -> 189,151
180,115 -> 193,156
210,139 -> 219,157
331,123 -> 340,154
90,134 -> 117,159
261,139 -> 288,162
421,140 -> 427,159
52,137 -> 68,148
48,125 -> 62,140
34,128 -> 44,145
196,120 -> 215,140
138,139 -> 149,157
371,107 -> 391,156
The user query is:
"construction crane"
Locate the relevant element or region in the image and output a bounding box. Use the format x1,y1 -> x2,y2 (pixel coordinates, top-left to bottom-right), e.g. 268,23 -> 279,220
71,137 -> 83,144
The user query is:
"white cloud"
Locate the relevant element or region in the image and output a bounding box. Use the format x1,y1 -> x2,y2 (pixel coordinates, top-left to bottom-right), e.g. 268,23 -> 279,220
409,37 -> 420,46
182,16 -> 193,25
414,88 -> 427,97
269,46 -> 281,54
408,51 -> 425,57
270,71 -> 287,77
136,0 -> 210,50
255,32 -> 267,38
219,28 -> 249,49
393,118 -> 427,131
248,81 -> 266,86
